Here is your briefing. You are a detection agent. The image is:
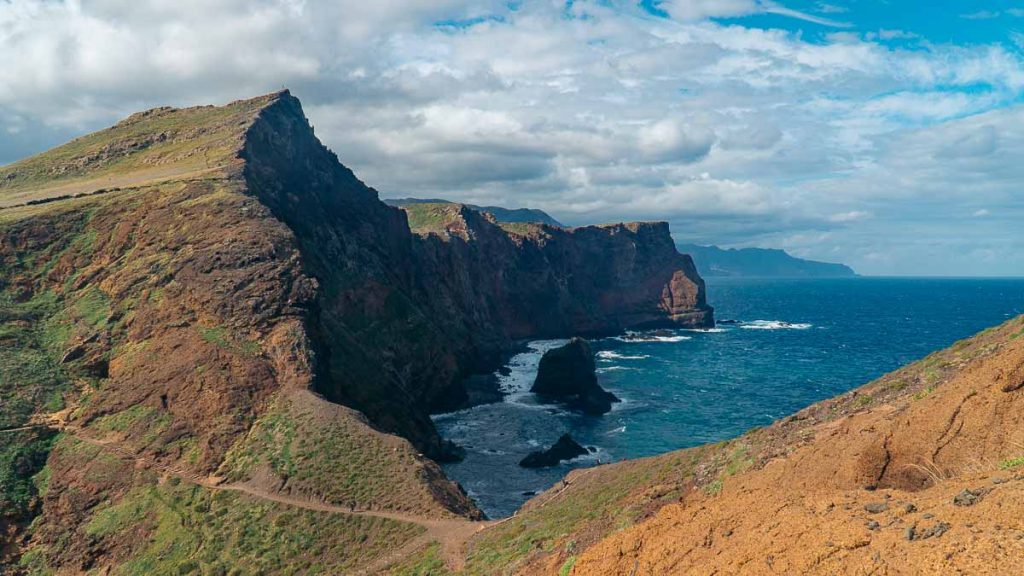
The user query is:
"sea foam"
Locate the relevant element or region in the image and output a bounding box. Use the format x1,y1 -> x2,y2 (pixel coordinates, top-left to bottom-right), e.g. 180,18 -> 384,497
596,351 -> 650,360
611,331 -> 692,343
740,320 -> 813,330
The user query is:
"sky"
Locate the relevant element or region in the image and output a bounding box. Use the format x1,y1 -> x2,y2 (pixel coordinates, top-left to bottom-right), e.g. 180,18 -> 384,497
1,1 -> 1023,276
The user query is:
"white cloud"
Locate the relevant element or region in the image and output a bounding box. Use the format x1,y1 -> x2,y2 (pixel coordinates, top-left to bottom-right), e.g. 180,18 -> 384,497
961,10 -> 1001,20
658,0 -> 850,27
1,0 -> 1023,275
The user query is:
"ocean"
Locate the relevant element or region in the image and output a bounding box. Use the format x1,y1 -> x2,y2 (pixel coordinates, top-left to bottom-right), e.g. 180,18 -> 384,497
433,277 -> 1024,518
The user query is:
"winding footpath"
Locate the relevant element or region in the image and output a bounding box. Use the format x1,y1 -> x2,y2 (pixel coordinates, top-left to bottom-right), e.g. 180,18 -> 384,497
12,418 -> 598,574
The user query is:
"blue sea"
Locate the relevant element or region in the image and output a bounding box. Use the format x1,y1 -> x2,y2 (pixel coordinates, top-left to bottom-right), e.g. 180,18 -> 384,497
434,277 -> 1024,518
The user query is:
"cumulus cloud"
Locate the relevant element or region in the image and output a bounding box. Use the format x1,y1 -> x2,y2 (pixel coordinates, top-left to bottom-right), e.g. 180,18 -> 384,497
0,0 -> 1023,275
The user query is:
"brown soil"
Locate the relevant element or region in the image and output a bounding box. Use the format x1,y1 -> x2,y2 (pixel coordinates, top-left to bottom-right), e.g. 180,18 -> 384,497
563,317 -> 1024,575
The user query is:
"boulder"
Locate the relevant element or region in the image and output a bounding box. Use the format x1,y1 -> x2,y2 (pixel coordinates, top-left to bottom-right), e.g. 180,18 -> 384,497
519,434 -> 588,468
532,338 -> 619,415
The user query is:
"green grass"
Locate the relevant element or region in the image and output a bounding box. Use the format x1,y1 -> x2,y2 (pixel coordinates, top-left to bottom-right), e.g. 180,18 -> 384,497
0,94 -> 275,202
999,456 -> 1024,470
197,325 -> 261,357
73,286 -> 111,329
0,207 -> 114,529
0,430 -> 60,521
401,203 -> 461,233
722,444 -> 753,477
465,449 -> 702,575
77,481 -> 424,575
559,556 -> 577,576
913,385 -> 937,401
0,286 -> 72,523
498,222 -> 543,236
702,479 -> 724,496
388,543 -> 452,576
93,405 -> 156,433
219,394 -> 454,517
854,394 -> 874,408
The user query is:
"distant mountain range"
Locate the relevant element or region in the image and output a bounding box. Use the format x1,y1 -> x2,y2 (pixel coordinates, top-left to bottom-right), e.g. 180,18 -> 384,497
677,243 -> 857,278
385,198 -> 564,227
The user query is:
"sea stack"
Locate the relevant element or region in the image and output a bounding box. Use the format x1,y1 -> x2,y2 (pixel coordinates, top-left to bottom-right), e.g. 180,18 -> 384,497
519,434 -> 589,468
532,338 -> 619,415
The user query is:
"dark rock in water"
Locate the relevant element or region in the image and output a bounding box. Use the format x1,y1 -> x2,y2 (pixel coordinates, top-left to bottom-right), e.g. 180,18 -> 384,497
519,434 -> 588,468
531,338 -> 620,415
718,319 -> 740,325
587,446 -> 597,453
522,490 -> 538,496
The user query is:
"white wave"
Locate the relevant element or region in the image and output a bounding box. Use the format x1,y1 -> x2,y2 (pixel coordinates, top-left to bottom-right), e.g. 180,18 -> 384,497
596,366 -> 635,373
497,339 -> 568,399
740,320 -> 812,330
681,327 -> 729,333
606,426 -> 626,435
573,446 -> 606,464
596,350 -> 650,360
611,331 -> 692,343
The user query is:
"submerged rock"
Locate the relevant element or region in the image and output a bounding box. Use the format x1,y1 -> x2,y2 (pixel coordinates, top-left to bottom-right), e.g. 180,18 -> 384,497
531,338 -> 620,415
519,434 -> 589,468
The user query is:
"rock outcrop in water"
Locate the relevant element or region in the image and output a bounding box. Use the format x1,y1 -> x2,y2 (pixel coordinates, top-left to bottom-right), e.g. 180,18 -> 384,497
532,338 -> 619,415
238,93 -> 713,459
0,90 -> 712,571
472,314 -> 1024,576
519,434 -> 589,468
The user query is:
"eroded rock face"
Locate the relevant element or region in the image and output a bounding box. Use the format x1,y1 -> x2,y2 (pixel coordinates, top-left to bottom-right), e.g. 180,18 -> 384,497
240,92 -> 712,456
0,91 -> 715,558
532,338 -> 619,415
519,434 -> 589,468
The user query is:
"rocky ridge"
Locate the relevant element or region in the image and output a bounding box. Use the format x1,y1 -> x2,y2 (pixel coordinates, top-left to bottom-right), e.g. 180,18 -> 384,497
0,90 -> 713,573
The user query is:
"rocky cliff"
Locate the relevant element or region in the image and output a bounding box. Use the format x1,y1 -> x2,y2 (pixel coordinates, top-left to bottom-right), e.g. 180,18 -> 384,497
237,94 -> 711,457
0,90 -> 711,572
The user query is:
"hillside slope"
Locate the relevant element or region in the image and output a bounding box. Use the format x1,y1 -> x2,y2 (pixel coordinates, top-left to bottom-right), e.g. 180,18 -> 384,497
454,314 -> 1024,575
0,91 -> 712,573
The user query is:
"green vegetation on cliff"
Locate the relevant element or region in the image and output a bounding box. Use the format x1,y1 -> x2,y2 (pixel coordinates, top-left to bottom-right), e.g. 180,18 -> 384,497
0,205 -> 94,532
20,437 -> 424,576
218,390 -> 477,519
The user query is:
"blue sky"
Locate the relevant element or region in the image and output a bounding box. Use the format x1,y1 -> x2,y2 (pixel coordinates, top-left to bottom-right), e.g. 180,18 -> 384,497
1,0 -> 1023,275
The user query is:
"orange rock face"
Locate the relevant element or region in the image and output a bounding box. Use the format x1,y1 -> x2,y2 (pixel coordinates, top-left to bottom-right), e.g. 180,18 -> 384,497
553,316 -> 1024,575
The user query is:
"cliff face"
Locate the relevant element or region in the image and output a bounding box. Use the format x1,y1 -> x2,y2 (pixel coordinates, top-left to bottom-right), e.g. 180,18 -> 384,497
238,95 -> 712,455
0,90 -> 711,572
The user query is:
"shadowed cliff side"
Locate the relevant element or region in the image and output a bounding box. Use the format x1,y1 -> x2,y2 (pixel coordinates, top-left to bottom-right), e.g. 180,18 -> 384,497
0,90 -> 712,573
238,94 -> 712,457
